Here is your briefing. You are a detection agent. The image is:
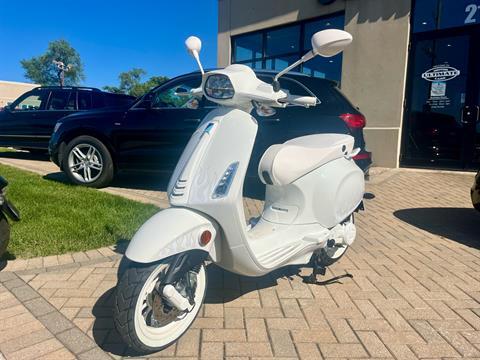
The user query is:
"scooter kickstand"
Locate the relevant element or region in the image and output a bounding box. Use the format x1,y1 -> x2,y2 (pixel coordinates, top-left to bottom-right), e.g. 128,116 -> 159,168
305,254 -> 327,284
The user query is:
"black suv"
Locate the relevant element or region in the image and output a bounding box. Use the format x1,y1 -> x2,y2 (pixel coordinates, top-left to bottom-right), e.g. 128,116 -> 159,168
50,71 -> 372,188
0,86 -> 135,153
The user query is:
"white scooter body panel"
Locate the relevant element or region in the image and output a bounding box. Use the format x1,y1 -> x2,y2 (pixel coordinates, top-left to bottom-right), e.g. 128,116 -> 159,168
125,207 -> 219,263
168,107 -> 267,276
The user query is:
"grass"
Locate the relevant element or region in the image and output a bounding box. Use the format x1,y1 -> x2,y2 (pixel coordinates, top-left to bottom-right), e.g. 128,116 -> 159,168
0,164 -> 159,259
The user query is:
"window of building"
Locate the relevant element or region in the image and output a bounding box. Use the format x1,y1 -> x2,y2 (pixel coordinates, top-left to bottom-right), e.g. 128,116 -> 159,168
413,0 -> 480,33
232,13 -> 345,83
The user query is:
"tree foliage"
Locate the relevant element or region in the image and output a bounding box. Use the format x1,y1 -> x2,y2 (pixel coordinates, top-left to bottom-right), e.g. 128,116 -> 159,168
104,69 -> 168,97
21,40 -> 84,86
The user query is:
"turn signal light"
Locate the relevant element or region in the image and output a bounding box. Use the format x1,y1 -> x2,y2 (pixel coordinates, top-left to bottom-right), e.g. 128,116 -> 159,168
199,230 -> 212,246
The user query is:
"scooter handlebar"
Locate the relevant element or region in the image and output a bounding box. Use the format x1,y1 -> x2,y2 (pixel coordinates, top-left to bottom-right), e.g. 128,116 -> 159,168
279,94 -> 318,108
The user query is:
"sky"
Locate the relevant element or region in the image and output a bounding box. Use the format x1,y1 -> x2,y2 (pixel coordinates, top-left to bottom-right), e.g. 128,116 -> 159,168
0,0 -> 217,88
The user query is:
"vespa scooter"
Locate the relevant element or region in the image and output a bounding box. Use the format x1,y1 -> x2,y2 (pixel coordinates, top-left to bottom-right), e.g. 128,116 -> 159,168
114,29 -> 365,353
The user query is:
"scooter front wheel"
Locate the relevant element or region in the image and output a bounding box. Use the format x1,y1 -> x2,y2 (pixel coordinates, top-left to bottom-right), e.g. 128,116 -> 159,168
113,259 -> 206,354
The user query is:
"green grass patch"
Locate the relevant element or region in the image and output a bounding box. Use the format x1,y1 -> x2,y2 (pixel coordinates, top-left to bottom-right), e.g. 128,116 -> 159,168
0,164 -> 159,259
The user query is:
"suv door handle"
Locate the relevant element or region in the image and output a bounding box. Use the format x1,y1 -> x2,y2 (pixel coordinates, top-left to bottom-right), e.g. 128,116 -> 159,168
184,118 -> 201,123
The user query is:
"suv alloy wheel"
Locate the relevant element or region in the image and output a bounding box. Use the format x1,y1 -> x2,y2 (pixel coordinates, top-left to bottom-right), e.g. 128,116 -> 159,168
62,135 -> 114,188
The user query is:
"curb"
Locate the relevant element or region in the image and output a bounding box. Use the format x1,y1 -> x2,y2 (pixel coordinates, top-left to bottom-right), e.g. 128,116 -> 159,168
2,246 -> 123,274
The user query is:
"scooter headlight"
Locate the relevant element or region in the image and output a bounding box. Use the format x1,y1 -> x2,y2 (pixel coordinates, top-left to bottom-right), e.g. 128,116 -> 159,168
205,74 -> 234,99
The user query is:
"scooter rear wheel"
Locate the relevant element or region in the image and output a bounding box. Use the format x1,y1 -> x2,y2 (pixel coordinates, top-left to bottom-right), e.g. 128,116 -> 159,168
113,259 -> 206,354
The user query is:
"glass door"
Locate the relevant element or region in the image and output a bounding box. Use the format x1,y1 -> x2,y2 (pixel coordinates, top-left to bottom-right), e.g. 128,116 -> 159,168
402,27 -> 480,169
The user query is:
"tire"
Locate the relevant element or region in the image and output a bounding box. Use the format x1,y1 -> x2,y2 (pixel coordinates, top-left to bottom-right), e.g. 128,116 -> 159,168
62,136 -> 114,188
114,260 -> 207,354
0,214 -> 9,258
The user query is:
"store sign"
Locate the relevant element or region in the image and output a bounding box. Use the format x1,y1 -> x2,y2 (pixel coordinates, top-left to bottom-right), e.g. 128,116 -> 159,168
465,3 -> 479,24
421,65 -> 460,82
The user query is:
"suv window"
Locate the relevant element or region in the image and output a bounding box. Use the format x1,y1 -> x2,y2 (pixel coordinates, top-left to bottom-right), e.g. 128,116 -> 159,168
257,75 -> 313,98
104,93 -> 133,108
92,92 -> 104,108
78,91 -> 92,110
151,77 -> 201,109
48,90 -> 75,110
258,74 -> 342,114
13,90 -> 49,111
293,77 -> 344,114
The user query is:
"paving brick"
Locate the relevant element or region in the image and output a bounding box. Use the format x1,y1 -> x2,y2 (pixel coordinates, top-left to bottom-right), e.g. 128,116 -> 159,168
318,343 -> 369,358
291,329 -> 337,344
191,317 -> 224,329
203,329 -> 246,342
0,328 -> 53,354
269,329 -> 297,357
225,342 -> 273,357
357,331 -> 392,358
201,342 -> 224,359
38,311 -> 74,334
328,318 -> 358,343
37,348 -> 76,360
224,307 -> 244,329
56,328 -> 96,354
296,343 -> 323,360
7,338 -> 63,360
0,320 -> 44,344
246,318 -> 269,342
23,297 -> 56,317
77,347 -> 113,360
410,342 -> 460,358
266,317 -> 309,330
175,329 -> 200,356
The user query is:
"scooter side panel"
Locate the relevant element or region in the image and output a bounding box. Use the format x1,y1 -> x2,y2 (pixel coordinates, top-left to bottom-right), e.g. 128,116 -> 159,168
125,208 -> 219,263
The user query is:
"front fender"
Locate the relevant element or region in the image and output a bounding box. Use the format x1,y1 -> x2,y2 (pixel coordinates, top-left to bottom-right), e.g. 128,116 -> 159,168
125,207 -> 219,263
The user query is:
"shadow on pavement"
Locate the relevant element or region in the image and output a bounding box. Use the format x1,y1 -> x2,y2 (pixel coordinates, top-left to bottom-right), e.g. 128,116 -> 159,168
91,262 -> 352,356
394,207 -> 480,248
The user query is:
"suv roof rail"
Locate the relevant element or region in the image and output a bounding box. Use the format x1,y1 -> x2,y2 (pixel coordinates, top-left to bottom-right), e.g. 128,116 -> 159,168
34,86 -> 102,92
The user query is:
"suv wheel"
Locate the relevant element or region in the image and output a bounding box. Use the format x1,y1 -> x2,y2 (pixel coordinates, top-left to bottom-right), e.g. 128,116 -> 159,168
62,136 -> 114,188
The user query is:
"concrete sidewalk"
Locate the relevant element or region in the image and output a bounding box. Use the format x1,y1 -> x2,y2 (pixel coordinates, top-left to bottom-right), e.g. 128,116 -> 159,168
0,152 -> 479,359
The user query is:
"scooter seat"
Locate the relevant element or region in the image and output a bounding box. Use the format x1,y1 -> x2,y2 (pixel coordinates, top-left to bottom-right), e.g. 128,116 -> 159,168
258,134 -> 355,186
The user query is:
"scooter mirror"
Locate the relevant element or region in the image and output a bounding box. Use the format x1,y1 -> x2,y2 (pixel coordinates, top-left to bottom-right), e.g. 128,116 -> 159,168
185,36 -> 202,56
311,29 -> 352,58
185,36 -> 205,75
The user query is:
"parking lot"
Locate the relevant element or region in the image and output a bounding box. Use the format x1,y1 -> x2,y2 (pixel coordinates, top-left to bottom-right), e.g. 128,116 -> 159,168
0,153 -> 478,359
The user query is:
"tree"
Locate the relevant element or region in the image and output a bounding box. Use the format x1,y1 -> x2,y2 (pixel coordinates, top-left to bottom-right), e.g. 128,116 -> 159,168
103,69 -> 168,97
21,40 -> 84,86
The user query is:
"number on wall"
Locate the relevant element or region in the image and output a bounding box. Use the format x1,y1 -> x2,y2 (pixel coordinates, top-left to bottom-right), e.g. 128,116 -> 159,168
465,4 -> 479,24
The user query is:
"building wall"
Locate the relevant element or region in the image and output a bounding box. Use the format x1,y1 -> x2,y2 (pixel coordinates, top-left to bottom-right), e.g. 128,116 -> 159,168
0,81 -> 38,109
218,0 -> 412,168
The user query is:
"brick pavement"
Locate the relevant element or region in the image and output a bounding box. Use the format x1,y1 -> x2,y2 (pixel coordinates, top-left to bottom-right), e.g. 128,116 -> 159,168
0,152 -> 479,359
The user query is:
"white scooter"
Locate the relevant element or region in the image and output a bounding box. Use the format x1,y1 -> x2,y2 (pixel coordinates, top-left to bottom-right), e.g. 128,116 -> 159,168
114,29 -> 365,353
